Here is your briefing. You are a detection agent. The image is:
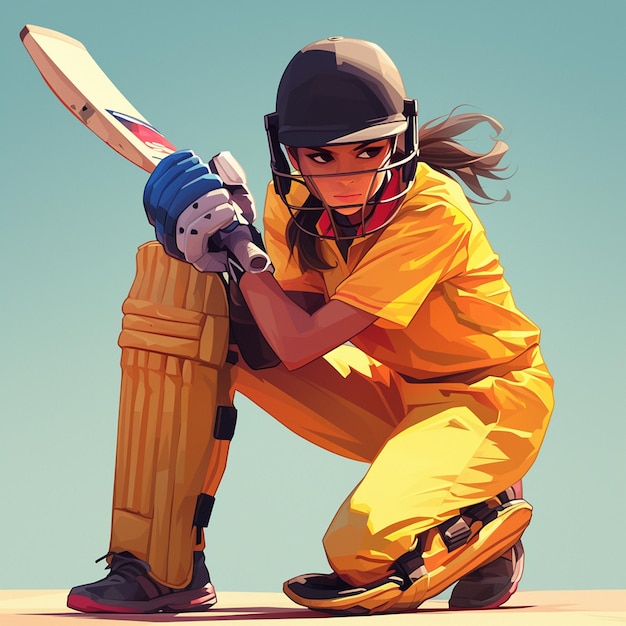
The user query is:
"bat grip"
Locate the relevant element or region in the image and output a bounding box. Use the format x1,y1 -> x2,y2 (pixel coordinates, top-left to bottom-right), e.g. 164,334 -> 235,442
219,227 -> 273,274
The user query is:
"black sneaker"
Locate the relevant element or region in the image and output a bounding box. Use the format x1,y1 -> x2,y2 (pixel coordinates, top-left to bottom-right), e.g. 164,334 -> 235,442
448,540 -> 524,609
67,551 -> 217,613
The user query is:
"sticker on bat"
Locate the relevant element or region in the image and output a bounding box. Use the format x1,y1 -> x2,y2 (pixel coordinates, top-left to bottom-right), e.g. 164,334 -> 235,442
106,110 -> 177,155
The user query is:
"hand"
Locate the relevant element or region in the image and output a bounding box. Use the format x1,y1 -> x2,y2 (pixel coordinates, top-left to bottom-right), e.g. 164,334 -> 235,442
143,150 -> 271,275
143,149 -> 228,269
177,151 -> 268,276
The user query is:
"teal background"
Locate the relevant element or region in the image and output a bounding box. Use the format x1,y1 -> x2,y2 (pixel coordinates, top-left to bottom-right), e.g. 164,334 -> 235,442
1,0 -> 624,595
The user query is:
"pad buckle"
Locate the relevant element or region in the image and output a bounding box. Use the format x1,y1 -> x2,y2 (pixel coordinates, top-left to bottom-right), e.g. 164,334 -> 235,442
439,516 -> 472,552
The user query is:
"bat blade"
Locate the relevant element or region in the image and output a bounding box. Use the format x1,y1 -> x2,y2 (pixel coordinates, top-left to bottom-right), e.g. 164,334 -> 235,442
21,24 -> 176,173
21,24 -> 272,274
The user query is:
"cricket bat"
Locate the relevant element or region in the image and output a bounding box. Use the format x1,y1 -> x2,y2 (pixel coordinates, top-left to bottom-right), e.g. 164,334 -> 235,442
20,24 -> 270,271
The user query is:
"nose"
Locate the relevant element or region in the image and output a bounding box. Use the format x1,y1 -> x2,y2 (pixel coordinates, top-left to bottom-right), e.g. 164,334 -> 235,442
336,176 -> 355,188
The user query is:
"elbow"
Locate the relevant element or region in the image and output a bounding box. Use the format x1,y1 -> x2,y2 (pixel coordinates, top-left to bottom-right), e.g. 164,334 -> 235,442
271,333 -> 317,371
281,354 -> 312,372
282,359 -> 301,372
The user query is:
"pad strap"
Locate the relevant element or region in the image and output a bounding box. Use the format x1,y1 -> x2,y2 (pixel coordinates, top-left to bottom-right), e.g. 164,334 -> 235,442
394,490 -> 516,588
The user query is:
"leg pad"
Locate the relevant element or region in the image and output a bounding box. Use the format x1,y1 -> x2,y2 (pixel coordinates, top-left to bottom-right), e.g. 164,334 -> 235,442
109,243 -> 232,589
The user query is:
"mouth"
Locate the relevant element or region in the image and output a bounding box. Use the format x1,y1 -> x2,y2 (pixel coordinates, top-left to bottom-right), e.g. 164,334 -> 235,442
333,193 -> 361,199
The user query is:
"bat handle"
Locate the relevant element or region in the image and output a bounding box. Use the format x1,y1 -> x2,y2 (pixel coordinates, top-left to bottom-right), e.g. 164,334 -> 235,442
219,227 -> 273,274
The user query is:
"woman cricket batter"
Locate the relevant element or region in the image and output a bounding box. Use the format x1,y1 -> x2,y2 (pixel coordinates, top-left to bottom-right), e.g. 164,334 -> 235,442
67,37 -> 554,615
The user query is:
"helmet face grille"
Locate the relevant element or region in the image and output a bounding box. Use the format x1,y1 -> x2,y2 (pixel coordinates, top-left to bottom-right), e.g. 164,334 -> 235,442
270,150 -> 418,240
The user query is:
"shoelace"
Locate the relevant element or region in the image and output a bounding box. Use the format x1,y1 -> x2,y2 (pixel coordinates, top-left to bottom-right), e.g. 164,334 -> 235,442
94,551 -> 148,579
94,551 -> 115,564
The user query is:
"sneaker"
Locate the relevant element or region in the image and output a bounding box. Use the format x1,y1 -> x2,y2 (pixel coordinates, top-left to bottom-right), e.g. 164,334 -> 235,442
448,540 -> 524,609
67,551 -> 217,613
284,494 -> 530,615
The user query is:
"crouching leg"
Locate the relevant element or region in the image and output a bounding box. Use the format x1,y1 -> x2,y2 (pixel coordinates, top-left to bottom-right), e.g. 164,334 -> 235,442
68,242 -> 235,613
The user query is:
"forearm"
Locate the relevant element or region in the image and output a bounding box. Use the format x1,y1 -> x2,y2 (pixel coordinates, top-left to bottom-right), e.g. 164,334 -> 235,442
238,271 -> 375,370
238,272 -> 317,369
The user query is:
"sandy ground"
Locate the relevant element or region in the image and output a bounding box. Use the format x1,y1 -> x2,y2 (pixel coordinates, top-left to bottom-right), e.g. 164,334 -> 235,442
0,589 -> 624,625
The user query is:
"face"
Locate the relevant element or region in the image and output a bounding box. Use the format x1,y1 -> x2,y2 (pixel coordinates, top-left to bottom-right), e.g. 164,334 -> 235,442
288,139 -> 393,215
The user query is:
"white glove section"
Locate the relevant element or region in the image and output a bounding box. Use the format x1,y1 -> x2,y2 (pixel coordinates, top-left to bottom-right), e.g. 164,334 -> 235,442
209,151 -> 257,224
176,187 -> 241,265
175,152 -> 271,275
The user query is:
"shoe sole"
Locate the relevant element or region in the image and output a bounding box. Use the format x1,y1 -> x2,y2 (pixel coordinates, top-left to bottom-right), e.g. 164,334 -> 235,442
284,499 -> 531,615
67,584 -> 217,613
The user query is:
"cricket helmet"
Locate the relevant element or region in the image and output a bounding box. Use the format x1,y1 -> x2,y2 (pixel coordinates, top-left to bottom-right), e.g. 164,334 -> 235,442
265,36 -> 419,239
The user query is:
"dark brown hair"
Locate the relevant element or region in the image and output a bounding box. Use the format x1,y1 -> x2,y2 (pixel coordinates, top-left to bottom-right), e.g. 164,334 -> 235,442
286,108 -> 511,272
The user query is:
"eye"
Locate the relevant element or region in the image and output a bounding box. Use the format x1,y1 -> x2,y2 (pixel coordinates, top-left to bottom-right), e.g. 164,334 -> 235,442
304,152 -> 334,164
357,147 -> 383,159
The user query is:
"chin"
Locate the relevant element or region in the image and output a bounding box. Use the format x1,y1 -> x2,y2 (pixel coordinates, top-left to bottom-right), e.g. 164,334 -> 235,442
331,205 -> 363,214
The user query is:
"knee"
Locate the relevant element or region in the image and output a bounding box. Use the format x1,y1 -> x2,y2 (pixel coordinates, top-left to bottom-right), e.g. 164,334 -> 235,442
119,242 -> 229,367
322,493 -> 417,587
322,505 -> 375,586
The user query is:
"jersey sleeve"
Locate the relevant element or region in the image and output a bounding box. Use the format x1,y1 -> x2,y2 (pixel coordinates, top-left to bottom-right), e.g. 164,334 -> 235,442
331,200 -> 471,328
262,182 -> 326,295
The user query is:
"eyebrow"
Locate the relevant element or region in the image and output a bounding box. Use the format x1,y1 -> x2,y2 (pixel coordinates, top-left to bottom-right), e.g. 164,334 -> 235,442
352,139 -> 387,151
303,139 -> 387,154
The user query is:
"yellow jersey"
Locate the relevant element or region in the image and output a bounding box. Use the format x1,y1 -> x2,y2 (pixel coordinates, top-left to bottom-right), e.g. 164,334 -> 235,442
263,162 -> 542,380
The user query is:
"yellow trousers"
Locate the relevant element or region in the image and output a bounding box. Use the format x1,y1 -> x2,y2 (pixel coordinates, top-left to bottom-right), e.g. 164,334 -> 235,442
235,341 -> 553,586
112,242 -> 554,589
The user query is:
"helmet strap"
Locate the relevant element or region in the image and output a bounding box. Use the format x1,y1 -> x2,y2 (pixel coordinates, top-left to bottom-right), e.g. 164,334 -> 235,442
402,99 -> 419,183
264,113 -> 292,197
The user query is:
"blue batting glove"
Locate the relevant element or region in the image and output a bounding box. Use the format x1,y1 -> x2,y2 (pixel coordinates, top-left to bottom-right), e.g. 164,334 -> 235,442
143,149 -> 223,260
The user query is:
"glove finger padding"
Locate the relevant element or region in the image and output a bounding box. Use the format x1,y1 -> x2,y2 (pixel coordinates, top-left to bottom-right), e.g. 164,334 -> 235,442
176,188 -> 237,264
167,172 -> 223,218
143,149 -> 224,260
144,150 -> 200,221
